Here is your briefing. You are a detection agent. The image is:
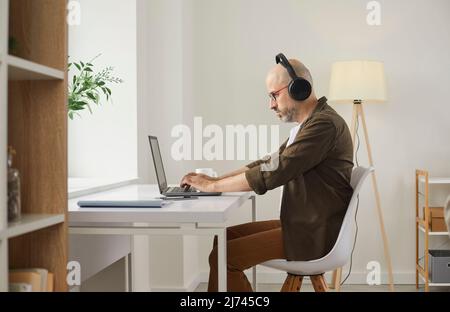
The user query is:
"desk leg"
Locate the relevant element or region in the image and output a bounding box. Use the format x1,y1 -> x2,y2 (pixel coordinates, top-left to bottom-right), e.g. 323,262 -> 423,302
251,195 -> 257,291
125,253 -> 132,292
131,233 -> 151,292
217,228 -> 227,292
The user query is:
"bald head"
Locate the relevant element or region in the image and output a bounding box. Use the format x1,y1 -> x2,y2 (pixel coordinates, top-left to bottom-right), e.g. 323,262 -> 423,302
266,59 -> 313,87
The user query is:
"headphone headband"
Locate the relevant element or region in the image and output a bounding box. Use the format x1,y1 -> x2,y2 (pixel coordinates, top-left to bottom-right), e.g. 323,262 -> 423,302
276,53 -> 298,81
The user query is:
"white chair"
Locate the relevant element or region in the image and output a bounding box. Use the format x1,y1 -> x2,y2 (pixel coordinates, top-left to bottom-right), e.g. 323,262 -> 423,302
261,166 -> 374,292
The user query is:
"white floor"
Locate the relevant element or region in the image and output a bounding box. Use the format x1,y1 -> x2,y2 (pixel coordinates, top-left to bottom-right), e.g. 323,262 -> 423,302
194,283 -> 450,292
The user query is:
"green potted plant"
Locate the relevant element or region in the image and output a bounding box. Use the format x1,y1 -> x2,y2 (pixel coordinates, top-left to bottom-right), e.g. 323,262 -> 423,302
68,54 -> 123,120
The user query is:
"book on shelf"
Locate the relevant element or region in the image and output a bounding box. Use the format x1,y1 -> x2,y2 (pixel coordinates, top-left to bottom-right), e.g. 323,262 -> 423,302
9,269 -> 54,292
9,283 -> 33,292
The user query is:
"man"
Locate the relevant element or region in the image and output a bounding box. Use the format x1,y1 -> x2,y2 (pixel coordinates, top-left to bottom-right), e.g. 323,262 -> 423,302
180,54 -> 354,292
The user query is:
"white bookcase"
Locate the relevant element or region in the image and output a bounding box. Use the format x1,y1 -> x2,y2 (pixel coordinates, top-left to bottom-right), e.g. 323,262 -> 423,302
0,0 -> 68,292
0,0 -> 10,293
416,170 -> 450,292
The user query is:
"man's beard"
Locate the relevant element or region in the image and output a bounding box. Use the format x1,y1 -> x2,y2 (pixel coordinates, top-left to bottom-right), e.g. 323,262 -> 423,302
279,106 -> 297,123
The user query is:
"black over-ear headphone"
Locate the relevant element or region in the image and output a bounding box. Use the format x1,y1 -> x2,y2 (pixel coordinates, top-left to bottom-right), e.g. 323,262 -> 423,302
276,53 -> 312,101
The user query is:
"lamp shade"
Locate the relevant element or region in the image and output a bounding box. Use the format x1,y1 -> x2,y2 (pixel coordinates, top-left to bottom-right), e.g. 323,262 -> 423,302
328,61 -> 387,103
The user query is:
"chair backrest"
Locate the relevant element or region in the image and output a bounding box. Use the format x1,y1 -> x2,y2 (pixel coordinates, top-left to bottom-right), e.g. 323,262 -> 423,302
310,166 -> 374,266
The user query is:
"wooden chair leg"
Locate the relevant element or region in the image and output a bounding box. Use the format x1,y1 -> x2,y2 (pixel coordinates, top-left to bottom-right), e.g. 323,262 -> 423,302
281,274 -> 303,292
334,268 -> 342,292
330,270 -> 337,289
311,274 -> 328,292
329,268 -> 342,291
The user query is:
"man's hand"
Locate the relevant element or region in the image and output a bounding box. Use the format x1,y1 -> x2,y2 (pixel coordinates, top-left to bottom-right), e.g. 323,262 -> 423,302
180,173 -> 218,192
180,171 -> 252,193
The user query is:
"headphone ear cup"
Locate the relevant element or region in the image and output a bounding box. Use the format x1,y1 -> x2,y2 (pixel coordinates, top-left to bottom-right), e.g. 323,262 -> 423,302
289,78 -> 312,101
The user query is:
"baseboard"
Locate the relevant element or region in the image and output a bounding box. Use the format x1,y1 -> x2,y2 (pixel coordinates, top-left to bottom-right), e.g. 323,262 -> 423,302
149,270 -> 416,292
198,269 -> 416,286
185,274 -> 204,292
150,274 -> 203,292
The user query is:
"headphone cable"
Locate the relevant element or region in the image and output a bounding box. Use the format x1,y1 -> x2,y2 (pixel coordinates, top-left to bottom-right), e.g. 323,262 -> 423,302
340,114 -> 361,286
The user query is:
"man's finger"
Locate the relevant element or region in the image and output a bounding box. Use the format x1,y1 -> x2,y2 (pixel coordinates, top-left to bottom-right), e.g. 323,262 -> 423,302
180,177 -> 190,187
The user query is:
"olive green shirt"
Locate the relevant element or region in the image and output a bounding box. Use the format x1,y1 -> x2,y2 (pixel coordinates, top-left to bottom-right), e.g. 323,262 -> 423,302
245,97 -> 354,261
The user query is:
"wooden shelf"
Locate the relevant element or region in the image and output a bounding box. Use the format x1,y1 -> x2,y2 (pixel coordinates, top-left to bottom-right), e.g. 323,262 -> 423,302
419,274 -> 450,287
419,177 -> 450,185
418,225 -> 449,236
7,55 -> 64,80
0,214 -> 65,240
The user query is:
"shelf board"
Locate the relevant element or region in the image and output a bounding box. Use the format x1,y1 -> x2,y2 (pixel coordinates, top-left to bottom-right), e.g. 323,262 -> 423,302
419,225 -> 449,236
419,274 -> 450,287
0,214 -> 65,240
419,177 -> 450,185
7,55 -> 64,81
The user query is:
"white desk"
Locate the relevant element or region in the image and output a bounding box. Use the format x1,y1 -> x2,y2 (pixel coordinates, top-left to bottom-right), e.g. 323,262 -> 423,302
69,184 -> 256,292
68,178 -> 139,289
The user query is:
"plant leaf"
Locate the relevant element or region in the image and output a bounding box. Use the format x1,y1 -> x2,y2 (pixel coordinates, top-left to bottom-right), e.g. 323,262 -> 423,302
68,56 -> 123,120
86,92 -> 96,101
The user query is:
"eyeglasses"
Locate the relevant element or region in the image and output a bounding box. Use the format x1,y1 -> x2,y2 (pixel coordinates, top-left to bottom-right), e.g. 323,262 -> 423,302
268,85 -> 289,102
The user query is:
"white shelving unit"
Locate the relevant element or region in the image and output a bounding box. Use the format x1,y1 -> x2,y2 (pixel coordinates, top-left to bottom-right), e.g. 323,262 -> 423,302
418,225 -> 449,237
419,177 -> 450,185
415,170 -> 450,292
419,275 -> 450,287
0,214 -> 65,241
0,0 -> 10,293
0,0 -> 68,292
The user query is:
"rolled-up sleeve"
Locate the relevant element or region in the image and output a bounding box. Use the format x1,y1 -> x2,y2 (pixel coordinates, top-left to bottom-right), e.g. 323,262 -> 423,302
245,118 -> 336,195
245,140 -> 288,169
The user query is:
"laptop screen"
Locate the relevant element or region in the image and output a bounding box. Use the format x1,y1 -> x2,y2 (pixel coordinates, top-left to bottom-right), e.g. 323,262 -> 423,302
148,136 -> 168,192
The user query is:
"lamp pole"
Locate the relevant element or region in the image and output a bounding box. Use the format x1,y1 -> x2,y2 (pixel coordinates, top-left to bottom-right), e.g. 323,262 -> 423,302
352,100 -> 395,292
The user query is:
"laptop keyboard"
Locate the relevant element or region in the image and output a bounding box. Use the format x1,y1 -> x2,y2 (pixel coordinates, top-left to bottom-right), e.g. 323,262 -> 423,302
167,186 -> 198,193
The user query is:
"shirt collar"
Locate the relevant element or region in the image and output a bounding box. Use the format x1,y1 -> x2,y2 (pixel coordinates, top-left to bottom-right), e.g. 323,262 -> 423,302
314,96 -> 328,114
299,97 -> 328,130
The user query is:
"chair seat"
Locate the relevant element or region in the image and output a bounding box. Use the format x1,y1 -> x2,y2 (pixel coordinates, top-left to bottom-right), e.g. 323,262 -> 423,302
262,257 -> 346,276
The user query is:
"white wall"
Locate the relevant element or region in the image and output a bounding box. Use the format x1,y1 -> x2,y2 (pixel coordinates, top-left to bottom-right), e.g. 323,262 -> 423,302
136,0 -> 450,286
68,0 -> 138,291
188,0 -> 450,284
136,0 -> 199,290
68,0 -> 137,179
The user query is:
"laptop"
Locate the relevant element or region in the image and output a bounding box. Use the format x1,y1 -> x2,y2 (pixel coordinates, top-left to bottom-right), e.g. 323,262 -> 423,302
148,136 -> 222,197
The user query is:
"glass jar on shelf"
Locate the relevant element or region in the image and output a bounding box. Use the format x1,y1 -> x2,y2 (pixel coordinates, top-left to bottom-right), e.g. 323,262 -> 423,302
7,146 -> 21,222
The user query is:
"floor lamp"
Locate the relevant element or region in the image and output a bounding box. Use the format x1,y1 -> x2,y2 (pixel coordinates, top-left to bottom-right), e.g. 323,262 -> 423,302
328,60 -> 395,292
